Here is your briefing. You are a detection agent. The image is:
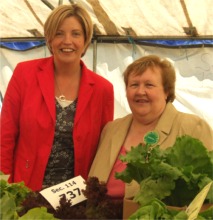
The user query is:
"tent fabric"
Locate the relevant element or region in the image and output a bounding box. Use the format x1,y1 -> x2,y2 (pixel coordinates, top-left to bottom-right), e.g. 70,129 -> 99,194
1,44 -> 213,128
0,0 -> 212,128
1,0 -> 213,39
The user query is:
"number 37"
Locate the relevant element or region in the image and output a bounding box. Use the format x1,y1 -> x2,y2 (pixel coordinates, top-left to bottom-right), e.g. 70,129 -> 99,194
59,188 -> 81,200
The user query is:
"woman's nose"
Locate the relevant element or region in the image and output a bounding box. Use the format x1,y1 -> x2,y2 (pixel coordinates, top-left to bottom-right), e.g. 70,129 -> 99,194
136,85 -> 146,95
63,34 -> 73,44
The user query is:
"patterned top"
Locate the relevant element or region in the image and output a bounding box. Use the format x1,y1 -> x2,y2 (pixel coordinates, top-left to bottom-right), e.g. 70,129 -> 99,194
43,99 -> 77,187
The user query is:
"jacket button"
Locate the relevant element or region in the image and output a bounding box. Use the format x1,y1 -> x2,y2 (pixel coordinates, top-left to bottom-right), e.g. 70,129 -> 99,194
25,160 -> 30,168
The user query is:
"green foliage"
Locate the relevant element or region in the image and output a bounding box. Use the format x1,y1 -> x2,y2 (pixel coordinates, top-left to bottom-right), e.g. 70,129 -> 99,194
196,206 -> 213,219
0,173 -> 31,220
0,178 -> 31,207
116,135 -> 213,219
129,199 -> 188,220
0,172 -> 58,220
18,207 -> 58,220
116,143 -> 165,184
0,192 -> 19,220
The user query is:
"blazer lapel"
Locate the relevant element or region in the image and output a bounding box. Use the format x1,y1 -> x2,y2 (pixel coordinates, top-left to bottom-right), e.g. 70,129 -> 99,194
155,103 -> 178,145
74,63 -> 94,124
93,114 -> 133,182
36,57 -> 55,121
110,115 -> 133,166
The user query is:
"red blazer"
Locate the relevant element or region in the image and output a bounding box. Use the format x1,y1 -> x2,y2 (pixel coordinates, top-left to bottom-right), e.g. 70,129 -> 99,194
0,56 -> 114,191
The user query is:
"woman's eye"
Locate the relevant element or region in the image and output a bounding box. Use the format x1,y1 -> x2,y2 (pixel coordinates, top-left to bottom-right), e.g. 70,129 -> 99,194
129,83 -> 138,87
146,83 -> 154,87
55,32 -> 63,36
72,32 -> 82,37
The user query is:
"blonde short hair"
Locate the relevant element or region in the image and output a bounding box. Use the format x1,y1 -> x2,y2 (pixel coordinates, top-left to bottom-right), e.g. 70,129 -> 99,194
123,55 -> 176,103
44,4 -> 93,56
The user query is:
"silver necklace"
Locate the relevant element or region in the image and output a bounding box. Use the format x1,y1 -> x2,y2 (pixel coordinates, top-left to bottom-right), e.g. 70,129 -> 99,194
58,94 -> 66,102
54,67 -> 81,102
54,76 -> 67,102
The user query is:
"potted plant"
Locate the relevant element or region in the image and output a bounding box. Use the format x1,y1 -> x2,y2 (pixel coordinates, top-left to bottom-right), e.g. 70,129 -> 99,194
115,135 -> 213,219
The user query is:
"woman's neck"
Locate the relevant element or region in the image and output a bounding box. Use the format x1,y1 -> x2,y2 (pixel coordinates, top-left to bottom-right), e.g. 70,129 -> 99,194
54,60 -> 81,77
131,115 -> 159,131
54,62 -> 82,101
124,117 -> 159,151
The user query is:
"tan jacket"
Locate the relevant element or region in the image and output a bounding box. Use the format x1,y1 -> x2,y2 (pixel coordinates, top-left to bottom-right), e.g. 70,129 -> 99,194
89,103 -> 213,198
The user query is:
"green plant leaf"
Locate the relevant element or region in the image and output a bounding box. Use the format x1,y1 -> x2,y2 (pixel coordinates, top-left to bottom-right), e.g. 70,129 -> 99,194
134,176 -> 176,206
116,135 -> 213,208
129,199 -> 185,220
164,136 -> 212,177
18,207 -> 58,220
0,192 -> 19,220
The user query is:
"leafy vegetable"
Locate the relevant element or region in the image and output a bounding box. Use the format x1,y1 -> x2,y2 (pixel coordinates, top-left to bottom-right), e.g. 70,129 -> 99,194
128,198 -> 188,220
0,172 -> 58,220
18,207 -> 58,220
83,177 -> 123,219
116,135 -> 213,207
0,172 -> 31,220
0,173 -> 31,207
0,192 -> 19,220
16,176 -> 123,219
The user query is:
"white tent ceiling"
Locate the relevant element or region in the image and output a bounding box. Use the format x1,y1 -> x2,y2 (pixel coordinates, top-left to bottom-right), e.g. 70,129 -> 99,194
1,0 -> 213,127
1,0 -> 213,40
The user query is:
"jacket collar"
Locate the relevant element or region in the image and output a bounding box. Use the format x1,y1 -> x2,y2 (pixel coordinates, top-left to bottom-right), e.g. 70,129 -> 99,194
155,102 -> 178,145
92,114 -> 132,182
36,57 -> 55,121
74,60 -> 95,124
110,114 -> 132,166
109,102 -> 178,156
36,57 -> 95,123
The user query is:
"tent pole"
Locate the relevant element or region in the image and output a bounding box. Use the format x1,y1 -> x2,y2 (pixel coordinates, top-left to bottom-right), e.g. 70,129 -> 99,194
93,39 -> 97,72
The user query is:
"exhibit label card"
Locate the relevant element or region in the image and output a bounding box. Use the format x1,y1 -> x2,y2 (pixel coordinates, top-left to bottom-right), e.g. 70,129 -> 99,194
40,175 -> 87,209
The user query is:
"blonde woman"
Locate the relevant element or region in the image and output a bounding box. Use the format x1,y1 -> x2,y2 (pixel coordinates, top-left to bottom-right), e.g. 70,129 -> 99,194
1,4 -> 114,191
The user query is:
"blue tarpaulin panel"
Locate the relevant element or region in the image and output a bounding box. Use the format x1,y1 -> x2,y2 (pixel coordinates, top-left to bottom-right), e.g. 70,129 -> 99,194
0,41 -> 46,51
0,40 -> 213,51
137,39 -> 213,47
